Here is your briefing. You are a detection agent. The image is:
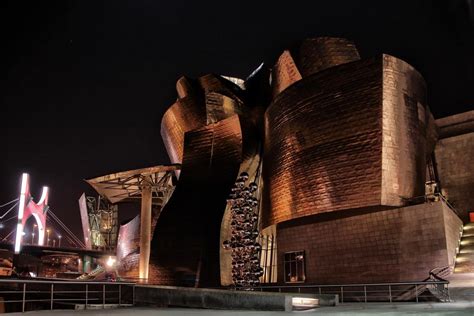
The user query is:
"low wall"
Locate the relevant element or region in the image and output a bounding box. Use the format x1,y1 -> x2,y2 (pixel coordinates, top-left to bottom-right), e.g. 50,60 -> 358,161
277,200 -> 463,284
134,285 -> 338,311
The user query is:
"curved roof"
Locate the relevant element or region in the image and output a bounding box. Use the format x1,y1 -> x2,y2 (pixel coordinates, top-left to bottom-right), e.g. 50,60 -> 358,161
85,164 -> 180,204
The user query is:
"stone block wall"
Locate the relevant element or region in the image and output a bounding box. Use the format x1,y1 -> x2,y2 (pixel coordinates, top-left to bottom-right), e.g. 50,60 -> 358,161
276,201 -> 462,284
435,111 -> 474,222
381,55 -> 428,205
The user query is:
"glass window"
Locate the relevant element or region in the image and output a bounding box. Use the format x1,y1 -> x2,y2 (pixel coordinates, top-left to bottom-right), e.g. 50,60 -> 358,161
284,251 -> 305,283
259,234 -> 277,283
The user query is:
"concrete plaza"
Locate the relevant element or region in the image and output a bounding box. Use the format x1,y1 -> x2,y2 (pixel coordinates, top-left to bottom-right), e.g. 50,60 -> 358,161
10,303 -> 474,316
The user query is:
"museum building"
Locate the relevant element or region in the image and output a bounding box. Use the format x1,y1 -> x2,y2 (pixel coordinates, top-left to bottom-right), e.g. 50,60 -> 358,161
87,37 -> 473,288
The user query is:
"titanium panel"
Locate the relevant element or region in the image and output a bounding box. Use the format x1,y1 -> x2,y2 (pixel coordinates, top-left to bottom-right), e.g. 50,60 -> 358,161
150,115 -> 243,286
293,37 -> 360,77
263,55 -> 429,228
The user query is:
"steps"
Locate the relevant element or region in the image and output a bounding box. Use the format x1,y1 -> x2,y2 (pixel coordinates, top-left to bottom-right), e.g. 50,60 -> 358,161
454,223 -> 474,273
76,265 -> 105,280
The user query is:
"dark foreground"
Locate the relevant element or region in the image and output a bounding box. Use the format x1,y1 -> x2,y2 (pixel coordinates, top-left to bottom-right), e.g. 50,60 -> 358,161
9,302 -> 474,316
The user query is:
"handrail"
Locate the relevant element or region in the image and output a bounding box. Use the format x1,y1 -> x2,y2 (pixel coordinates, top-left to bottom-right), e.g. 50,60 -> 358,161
256,280 -> 448,288
0,278 -> 136,313
404,193 -> 461,217
0,278 -> 135,285
252,280 -> 450,303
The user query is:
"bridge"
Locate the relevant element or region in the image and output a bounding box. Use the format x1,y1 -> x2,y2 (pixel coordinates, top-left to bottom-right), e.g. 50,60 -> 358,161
0,173 -> 114,279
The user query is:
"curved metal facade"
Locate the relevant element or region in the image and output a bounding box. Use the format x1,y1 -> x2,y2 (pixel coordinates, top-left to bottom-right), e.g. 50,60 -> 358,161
150,37 -> 442,286
293,37 -> 360,77
152,68 -> 268,286
262,55 -> 429,228
271,37 -> 360,98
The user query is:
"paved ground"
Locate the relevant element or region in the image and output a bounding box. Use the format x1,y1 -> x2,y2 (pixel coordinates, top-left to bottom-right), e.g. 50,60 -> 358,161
11,303 -> 474,316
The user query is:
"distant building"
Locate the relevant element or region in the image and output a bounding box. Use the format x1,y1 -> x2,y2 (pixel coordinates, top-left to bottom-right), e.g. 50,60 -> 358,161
78,193 -> 118,251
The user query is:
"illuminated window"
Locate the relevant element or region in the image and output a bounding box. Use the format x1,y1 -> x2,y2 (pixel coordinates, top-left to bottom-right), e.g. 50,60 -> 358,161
284,251 -> 305,283
259,234 -> 277,283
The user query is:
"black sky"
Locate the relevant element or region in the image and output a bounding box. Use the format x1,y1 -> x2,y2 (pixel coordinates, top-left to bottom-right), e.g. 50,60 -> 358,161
1,0 -> 473,243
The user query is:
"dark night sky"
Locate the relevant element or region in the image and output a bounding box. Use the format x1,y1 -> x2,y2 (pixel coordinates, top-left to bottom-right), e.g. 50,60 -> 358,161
1,1 -> 473,243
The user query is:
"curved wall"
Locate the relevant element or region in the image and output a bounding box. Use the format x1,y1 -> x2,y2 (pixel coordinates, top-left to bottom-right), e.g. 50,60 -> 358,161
161,97 -> 207,164
262,55 -> 428,228
150,114 -> 243,286
293,37 -> 360,77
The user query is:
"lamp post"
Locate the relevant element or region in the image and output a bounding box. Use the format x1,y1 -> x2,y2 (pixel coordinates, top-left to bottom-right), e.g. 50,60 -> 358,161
53,239 -> 56,247
47,229 -> 51,246
58,235 -> 62,248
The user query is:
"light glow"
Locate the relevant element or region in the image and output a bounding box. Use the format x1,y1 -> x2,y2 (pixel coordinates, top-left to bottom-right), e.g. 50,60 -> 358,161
106,256 -> 116,267
38,187 -> 49,205
292,297 -> 319,308
14,223 -> 23,253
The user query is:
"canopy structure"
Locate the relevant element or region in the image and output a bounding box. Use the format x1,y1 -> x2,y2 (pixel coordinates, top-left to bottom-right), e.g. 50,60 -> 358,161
85,165 -> 180,205
85,164 -> 180,280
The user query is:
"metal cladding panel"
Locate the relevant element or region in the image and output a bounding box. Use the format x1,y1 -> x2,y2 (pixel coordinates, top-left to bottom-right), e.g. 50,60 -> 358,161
292,37 -> 360,77
161,96 -> 206,164
264,57 -> 385,227
149,115 -> 243,287
263,57 -> 384,228
116,215 -> 140,261
381,54 -> 428,205
198,74 -> 245,105
263,55 -> 429,228
271,50 -> 302,98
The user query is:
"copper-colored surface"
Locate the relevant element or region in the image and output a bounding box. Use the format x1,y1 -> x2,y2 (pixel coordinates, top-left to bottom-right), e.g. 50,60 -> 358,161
198,74 -> 245,104
205,92 -> 244,124
271,38 -> 361,98
161,97 -> 206,164
271,50 -> 302,97
176,76 -> 195,99
380,55 -> 428,205
150,115 -> 243,286
85,165 -> 179,204
263,55 -> 430,228
293,37 -> 360,77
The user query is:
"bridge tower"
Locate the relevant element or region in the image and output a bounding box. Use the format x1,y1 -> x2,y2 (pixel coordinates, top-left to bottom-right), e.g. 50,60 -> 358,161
14,173 -> 49,253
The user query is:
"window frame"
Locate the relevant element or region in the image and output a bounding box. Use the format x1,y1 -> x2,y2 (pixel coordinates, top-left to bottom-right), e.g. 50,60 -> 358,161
283,250 -> 306,283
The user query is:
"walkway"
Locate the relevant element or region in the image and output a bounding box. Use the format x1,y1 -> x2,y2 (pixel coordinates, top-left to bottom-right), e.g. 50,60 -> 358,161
9,303 -> 474,316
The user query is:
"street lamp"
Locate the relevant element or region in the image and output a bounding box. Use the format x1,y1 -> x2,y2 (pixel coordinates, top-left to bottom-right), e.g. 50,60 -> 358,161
53,239 -> 56,247
58,235 -> 62,248
47,229 -> 51,246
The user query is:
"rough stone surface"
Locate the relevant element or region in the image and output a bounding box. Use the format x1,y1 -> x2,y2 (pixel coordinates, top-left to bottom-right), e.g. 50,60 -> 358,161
134,285 -> 335,311
435,131 -> 474,222
276,201 -> 462,284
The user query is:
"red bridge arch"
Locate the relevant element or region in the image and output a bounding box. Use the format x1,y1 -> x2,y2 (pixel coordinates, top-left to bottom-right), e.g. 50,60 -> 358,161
14,173 -> 49,253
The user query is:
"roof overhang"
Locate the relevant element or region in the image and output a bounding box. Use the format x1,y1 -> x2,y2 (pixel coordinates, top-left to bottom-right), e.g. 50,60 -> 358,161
85,164 -> 180,204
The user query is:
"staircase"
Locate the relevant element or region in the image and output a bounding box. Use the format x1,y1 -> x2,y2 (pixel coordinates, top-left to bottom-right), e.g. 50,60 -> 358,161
76,265 -> 105,280
454,223 -> 474,273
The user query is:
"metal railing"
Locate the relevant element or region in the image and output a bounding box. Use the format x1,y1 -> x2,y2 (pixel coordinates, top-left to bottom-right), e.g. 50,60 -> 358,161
253,280 -> 450,303
0,278 -> 135,313
405,193 -> 461,218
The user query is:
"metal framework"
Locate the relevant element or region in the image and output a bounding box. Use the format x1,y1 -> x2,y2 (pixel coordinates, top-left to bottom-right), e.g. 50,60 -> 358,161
79,194 -> 118,250
85,165 -> 179,205
14,173 -> 49,253
85,164 -> 180,280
